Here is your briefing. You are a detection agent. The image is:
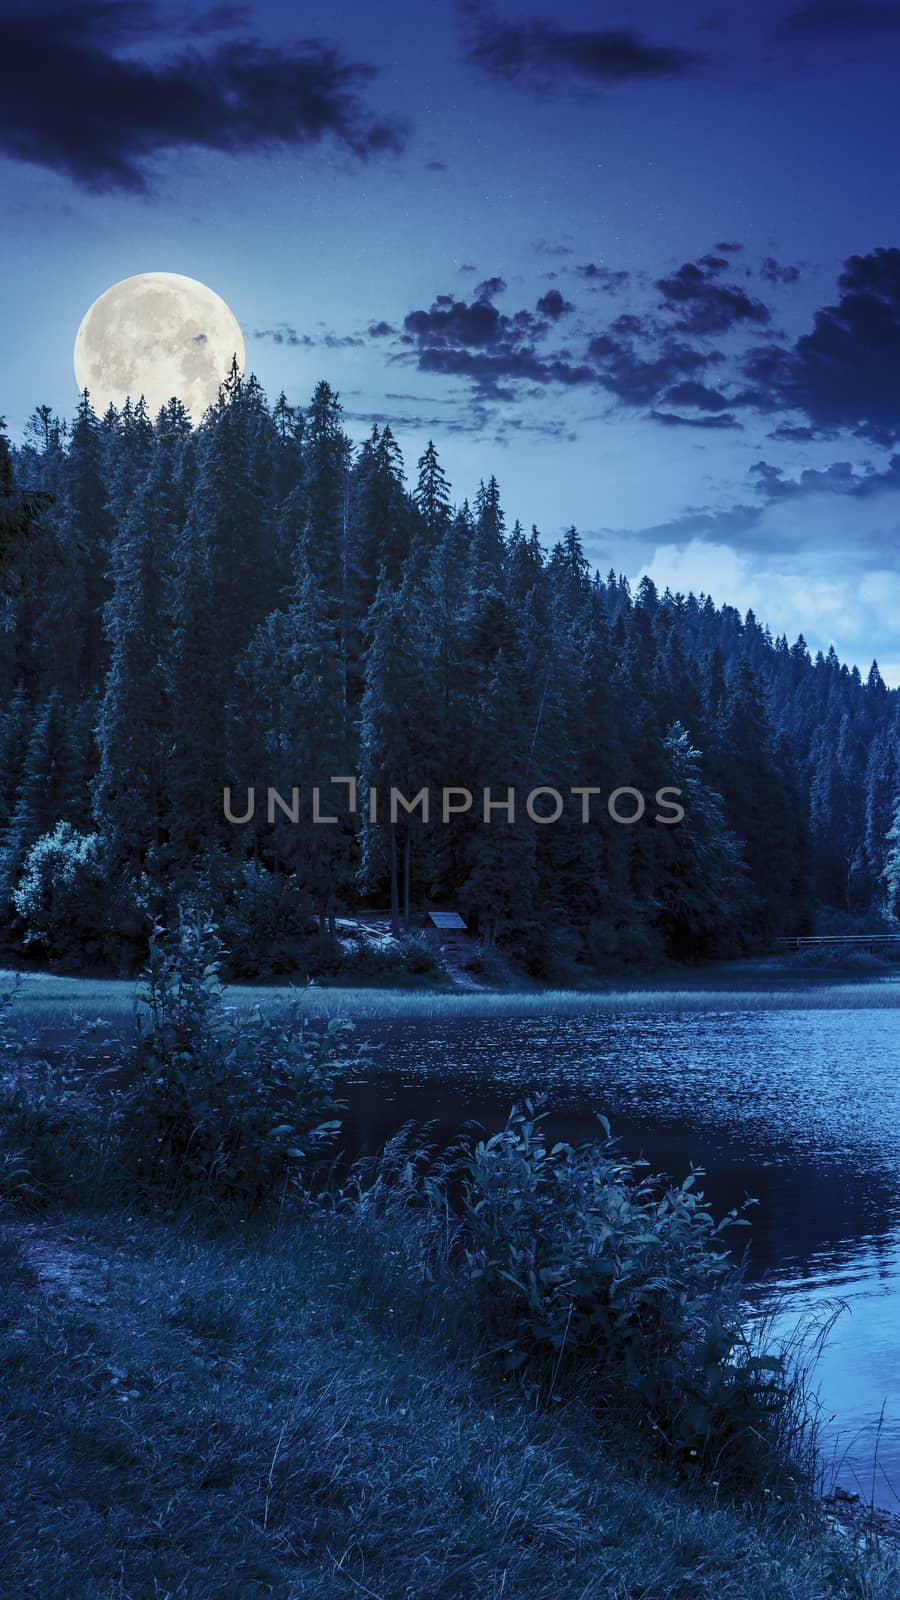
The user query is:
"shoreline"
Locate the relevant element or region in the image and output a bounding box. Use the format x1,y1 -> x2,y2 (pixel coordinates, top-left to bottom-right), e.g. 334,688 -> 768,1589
2,1199 -> 898,1598
4,964 -> 900,1025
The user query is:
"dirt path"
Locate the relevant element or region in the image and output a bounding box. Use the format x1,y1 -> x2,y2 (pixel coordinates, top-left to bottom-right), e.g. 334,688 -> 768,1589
2,1217 -> 102,1303
438,934 -> 484,990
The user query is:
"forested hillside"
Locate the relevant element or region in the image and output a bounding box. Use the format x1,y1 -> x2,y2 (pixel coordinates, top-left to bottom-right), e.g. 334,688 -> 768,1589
1,371 -> 898,976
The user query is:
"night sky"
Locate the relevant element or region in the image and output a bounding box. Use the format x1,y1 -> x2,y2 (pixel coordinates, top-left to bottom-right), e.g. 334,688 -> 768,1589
4,0 -> 900,677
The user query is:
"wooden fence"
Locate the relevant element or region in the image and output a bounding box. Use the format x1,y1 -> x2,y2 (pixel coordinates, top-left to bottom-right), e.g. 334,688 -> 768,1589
776,934 -> 900,951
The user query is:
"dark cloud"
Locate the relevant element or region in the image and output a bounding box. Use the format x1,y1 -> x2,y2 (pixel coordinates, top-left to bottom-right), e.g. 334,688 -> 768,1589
404,296 -> 519,351
400,282 -> 713,411
744,248 -> 900,443
345,408 -> 465,433
587,321 -> 712,408
425,159 -> 448,171
0,0 -> 407,192
656,259 -> 771,334
400,288 -> 594,398
458,263 -> 478,274
345,403 -> 575,446
475,275 -> 507,301
253,326 -> 315,348
576,263 -> 630,293
461,3 -> 706,91
784,1 -> 900,34
767,422 -> 820,442
183,4 -> 250,36
751,456 -> 900,499
760,256 -> 802,285
715,241 -> 743,253
383,392 -> 458,404
367,321 -> 396,338
253,325 -> 363,349
533,238 -> 574,258
609,502 -> 764,548
388,246 -> 900,445
536,289 -> 574,319
650,409 -> 740,430
663,380 -> 733,412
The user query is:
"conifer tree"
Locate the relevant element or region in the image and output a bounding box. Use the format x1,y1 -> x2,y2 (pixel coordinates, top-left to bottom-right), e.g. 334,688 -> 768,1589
0,419 -> 53,620
655,723 -> 746,957
65,392 -> 113,692
94,439 -> 179,863
350,423 -> 410,623
359,571 -> 439,932
413,440 -> 451,544
0,690 -> 69,907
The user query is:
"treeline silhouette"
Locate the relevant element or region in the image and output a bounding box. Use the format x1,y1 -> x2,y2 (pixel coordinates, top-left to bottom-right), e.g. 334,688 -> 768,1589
1,370 -> 898,975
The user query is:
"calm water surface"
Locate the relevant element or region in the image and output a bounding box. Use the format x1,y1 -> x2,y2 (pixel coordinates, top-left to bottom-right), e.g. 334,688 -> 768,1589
339,1007 -> 900,1505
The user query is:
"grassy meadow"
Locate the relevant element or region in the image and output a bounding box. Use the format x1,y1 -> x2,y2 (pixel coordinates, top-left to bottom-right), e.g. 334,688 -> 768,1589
2,932 -> 900,1597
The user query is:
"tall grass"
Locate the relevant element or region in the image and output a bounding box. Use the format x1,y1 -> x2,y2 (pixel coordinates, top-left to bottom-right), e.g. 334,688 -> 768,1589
3,942 -> 900,1594
1,1207 -> 898,1599
6,977 -> 900,1039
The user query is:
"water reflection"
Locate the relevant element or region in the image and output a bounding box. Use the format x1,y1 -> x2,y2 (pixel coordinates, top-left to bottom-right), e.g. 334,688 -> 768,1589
339,1007 -> 900,1505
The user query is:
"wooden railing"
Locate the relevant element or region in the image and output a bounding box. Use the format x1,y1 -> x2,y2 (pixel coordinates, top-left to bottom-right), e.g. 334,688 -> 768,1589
777,934 -> 900,951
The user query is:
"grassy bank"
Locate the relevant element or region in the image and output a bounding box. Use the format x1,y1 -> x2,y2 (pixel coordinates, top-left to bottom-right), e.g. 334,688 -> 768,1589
2,925 -> 899,1597
4,968 -> 900,1043
2,1201 -> 898,1600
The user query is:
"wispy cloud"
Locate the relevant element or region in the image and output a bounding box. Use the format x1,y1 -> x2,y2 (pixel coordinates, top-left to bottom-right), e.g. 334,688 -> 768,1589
461,3 -> 707,93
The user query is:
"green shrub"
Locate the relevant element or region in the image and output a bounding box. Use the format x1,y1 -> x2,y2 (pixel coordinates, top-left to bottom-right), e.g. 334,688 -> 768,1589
0,1056 -> 115,1208
12,824 -> 108,963
793,944 -> 889,972
463,941 -> 518,986
119,917 -> 348,1212
399,930 -> 439,975
456,1100 -> 804,1493
338,929 -> 439,982
298,930 -> 344,977
12,824 -> 105,946
0,979 -> 19,1062
215,860 -> 317,978
11,823 -> 152,969
0,976 -> 117,1206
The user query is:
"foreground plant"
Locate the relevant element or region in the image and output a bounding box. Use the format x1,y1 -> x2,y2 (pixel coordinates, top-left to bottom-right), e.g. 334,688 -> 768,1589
457,1100 -> 807,1494
119,916 -> 349,1212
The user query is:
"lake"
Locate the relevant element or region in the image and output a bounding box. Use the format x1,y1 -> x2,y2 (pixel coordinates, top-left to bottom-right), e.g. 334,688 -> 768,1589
5,973 -> 900,1505
339,1004 -> 900,1508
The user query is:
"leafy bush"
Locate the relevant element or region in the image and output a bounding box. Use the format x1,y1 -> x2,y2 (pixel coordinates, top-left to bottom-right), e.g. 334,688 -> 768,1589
298,930 -> 344,978
583,911 -> 667,971
398,930 -> 439,975
0,1058 -> 115,1209
457,1101 -> 804,1492
338,929 -> 439,982
12,824 -> 108,960
792,944 -> 890,972
0,979 -> 19,1063
0,976 -> 117,1206
11,823 -> 152,968
119,917 -> 348,1212
215,860 -> 317,978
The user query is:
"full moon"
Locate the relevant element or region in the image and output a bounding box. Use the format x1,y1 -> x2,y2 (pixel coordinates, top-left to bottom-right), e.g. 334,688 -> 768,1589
73,271 -> 245,422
